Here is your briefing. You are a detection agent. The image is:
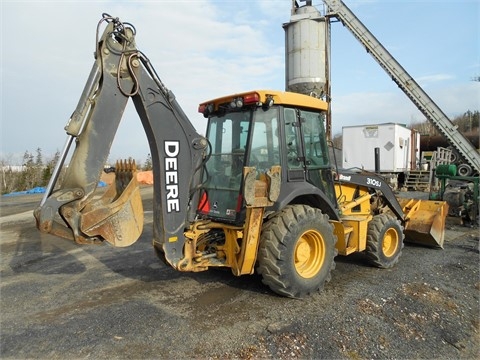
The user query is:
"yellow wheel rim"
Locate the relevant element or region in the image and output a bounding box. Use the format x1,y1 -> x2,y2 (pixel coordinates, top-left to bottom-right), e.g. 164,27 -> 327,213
383,227 -> 399,258
294,230 -> 325,278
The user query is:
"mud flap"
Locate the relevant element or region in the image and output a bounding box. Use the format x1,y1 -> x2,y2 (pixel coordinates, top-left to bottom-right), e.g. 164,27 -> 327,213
398,198 -> 448,249
79,161 -> 144,247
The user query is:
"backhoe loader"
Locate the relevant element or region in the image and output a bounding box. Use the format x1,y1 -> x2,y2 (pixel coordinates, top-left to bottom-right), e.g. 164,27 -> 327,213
35,14 -> 448,298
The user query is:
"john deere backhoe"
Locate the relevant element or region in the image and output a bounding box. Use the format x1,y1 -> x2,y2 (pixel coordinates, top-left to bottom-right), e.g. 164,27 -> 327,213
35,14 -> 447,298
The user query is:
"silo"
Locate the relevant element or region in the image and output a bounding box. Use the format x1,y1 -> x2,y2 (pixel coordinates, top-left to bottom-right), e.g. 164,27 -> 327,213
283,3 -> 328,98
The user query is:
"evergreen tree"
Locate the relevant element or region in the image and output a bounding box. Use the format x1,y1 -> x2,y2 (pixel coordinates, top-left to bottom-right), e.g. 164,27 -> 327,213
143,153 -> 153,171
35,147 -> 43,166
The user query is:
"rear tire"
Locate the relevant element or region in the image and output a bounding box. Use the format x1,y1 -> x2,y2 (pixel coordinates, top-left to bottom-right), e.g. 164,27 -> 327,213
256,205 -> 337,298
365,214 -> 404,268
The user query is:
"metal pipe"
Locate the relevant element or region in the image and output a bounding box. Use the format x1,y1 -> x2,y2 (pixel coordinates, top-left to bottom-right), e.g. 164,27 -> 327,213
65,63 -> 101,136
374,147 -> 380,173
339,193 -> 372,212
39,135 -> 74,207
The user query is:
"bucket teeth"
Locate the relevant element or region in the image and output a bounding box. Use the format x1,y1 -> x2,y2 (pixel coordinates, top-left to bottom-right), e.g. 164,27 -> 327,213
115,159 -> 137,193
115,158 -> 136,172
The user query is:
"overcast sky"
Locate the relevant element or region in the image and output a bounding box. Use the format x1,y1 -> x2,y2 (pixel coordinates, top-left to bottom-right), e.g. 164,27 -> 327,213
1,0 -> 479,165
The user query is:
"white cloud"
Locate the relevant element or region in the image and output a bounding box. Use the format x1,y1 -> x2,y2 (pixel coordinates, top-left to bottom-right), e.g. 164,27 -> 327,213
1,1 -> 285,163
1,1 -> 478,165
416,73 -> 455,85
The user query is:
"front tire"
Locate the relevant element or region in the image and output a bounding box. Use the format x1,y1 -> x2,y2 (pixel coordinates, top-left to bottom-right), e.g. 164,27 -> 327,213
365,214 -> 404,268
256,205 -> 337,298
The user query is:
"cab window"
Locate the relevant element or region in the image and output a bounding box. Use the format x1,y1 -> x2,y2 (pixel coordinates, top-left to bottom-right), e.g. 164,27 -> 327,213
300,110 -> 330,168
249,107 -> 279,175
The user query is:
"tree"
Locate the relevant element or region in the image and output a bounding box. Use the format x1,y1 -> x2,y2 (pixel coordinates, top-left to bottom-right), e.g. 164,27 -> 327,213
410,110 -> 479,135
331,133 -> 342,149
0,156 -> 15,194
42,150 -> 60,185
1,149 -> 65,194
35,147 -> 43,167
17,150 -> 35,190
143,153 -> 153,171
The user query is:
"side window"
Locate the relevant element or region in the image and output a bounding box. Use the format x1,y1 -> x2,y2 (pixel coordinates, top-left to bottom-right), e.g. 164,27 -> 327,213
300,110 -> 329,167
284,108 -> 302,169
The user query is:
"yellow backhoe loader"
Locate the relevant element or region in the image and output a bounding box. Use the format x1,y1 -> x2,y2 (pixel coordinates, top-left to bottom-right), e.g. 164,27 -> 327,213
35,14 -> 448,298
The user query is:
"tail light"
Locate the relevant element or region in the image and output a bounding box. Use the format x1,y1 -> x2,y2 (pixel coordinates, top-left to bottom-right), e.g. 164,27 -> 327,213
197,191 -> 210,213
198,103 -> 214,117
243,92 -> 260,105
236,194 -> 243,213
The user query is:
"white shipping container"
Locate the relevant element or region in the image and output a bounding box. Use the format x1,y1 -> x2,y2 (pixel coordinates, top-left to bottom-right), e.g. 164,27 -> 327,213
342,123 -> 420,172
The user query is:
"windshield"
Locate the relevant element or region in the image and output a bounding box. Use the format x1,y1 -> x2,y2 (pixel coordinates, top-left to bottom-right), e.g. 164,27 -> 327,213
250,107 -> 280,175
207,111 -> 250,185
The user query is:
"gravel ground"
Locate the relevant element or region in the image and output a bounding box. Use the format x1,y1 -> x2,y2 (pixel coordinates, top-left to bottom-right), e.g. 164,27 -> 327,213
0,188 -> 478,359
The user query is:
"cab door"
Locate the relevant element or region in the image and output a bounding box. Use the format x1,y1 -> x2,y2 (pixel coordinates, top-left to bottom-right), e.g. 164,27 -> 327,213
282,108 -> 336,205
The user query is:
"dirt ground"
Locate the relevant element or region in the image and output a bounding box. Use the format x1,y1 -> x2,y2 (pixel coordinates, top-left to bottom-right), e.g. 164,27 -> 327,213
0,187 -> 479,359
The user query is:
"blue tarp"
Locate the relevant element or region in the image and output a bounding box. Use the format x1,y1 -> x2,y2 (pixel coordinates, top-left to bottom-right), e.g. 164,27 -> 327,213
2,187 -> 46,197
3,182 -> 107,197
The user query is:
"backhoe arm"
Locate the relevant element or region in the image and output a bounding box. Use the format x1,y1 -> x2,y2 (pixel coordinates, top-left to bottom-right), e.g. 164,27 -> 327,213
34,15 -> 207,267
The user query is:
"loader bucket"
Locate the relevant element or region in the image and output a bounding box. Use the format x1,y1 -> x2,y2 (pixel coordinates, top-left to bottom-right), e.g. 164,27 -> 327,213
79,160 -> 144,247
398,198 -> 448,249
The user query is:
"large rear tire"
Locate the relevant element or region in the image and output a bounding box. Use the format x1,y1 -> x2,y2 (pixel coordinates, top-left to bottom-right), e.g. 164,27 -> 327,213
256,205 -> 337,298
365,214 -> 404,268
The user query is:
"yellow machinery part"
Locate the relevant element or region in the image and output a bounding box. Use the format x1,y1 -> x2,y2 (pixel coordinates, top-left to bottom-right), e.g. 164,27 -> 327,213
294,228 -> 327,278
179,166 -> 282,275
398,198 -> 448,249
333,182 -> 448,252
333,183 -> 372,255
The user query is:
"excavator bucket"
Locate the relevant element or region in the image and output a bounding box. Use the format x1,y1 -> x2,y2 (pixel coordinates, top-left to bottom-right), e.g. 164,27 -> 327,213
79,160 -> 144,247
398,198 -> 449,249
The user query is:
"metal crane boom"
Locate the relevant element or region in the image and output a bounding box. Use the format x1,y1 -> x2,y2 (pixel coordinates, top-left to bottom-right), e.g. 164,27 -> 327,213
322,0 -> 480,174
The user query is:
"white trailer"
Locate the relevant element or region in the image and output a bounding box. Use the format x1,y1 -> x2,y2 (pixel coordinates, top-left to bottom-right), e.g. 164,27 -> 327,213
342,123 -> 420,187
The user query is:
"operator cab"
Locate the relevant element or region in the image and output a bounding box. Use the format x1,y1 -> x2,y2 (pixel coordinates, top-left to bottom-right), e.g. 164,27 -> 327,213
197,90 -> 337,224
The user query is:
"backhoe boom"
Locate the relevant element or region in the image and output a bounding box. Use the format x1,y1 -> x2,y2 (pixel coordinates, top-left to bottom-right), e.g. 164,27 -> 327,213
34,14 -> 208,266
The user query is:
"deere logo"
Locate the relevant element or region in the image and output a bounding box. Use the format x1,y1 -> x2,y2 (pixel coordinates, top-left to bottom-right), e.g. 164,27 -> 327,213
164,141 -> 180,212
